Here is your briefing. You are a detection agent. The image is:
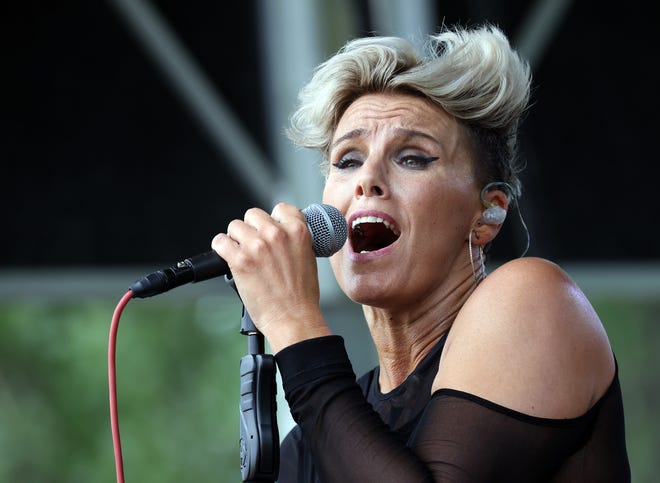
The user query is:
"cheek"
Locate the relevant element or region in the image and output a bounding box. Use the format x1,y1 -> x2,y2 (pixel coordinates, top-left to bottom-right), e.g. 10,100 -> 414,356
415,181 -> 476,234
327,244 -> 350,294
322,179 -> 347,210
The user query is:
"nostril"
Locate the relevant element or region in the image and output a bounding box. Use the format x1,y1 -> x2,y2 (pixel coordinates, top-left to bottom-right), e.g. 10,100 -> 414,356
357,185 -> 384,197
356,178 -> 386,198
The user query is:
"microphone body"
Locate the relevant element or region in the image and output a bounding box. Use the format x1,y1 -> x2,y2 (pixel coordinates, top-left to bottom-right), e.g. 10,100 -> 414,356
129,203 -> 347,298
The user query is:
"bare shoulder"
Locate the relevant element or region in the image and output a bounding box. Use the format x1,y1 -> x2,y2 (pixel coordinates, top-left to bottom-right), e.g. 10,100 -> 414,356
436,257 -> 615,418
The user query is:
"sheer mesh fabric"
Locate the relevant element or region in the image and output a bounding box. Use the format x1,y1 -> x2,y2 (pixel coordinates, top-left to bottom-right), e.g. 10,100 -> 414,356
276,335 -> 630,483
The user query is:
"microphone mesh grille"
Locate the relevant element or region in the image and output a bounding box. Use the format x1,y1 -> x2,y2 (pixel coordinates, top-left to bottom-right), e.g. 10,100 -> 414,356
303,204 -> 348,257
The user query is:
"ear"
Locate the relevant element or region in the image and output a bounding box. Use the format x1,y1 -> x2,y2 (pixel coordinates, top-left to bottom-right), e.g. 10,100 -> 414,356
470,188 -> 510,245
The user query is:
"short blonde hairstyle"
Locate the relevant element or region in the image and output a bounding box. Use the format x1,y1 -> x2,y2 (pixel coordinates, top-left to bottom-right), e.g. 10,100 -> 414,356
287,24 -> 531,198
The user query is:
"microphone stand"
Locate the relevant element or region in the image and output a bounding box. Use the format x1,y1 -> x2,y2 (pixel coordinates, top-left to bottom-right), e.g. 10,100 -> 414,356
226,276 -> 279,482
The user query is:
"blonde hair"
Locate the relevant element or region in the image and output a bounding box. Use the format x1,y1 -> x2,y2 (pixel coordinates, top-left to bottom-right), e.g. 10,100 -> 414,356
287,24 -> 531,198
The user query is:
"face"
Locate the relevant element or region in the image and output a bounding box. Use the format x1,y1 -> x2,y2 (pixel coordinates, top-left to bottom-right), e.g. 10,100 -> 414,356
322,92 -> 481,308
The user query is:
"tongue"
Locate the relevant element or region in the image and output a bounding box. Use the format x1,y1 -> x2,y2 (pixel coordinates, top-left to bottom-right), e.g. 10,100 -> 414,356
352,223 -> 398,252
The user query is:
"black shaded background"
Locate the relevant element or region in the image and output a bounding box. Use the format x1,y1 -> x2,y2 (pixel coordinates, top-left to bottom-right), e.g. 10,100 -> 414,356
3,0 -> 657,267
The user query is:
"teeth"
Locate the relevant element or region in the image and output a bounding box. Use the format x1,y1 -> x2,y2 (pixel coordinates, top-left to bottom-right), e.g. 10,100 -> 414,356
351,216 -> 400,236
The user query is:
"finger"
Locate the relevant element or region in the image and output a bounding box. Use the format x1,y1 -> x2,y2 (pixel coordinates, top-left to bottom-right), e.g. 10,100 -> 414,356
211,232 -> 238,260
271,202 -> 306,224
270,202 -> 312,248
239,208 -> 287,255
212,215 -> 260,263
243,207 -> 275,230
213,222 -> 266,274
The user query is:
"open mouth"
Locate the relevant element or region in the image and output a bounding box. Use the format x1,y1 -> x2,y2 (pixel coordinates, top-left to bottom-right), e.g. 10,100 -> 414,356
350,216 -> 401,253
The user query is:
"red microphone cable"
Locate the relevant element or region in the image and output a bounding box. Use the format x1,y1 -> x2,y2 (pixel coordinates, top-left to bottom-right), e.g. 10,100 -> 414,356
109,290 -> 133,483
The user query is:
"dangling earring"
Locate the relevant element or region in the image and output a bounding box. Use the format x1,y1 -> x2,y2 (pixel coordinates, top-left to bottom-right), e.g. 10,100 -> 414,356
468,228 -> 485,285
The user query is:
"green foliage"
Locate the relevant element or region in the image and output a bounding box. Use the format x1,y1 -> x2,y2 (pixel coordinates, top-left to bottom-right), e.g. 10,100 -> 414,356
0,295 -> 246,483
0,293 -> 657,482
594,296 -> 660,483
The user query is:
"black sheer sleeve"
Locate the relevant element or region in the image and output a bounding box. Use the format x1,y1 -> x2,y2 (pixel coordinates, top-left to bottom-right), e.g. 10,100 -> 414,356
276,336 -> 630,483
277,336 -> 433,482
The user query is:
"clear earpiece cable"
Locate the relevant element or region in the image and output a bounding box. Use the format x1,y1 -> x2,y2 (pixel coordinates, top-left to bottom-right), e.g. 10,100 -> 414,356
515,201 -> 530,258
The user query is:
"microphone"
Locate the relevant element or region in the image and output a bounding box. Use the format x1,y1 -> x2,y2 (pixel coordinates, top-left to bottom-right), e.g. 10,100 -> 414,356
129,203 -> 347,298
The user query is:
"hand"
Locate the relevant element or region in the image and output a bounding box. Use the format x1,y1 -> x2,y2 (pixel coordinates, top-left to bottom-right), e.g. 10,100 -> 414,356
211,203 -> 331,352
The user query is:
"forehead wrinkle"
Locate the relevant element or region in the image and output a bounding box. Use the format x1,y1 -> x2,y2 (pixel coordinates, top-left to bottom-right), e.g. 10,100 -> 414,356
331,127 -> 441,150
331,94 -> 466,161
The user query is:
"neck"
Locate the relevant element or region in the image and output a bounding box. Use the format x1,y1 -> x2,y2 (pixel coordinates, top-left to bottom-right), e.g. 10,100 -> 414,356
364,270 -> 475,393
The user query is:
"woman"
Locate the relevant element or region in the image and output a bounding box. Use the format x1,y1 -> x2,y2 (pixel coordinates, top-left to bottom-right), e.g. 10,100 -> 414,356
213,24 -> 630,482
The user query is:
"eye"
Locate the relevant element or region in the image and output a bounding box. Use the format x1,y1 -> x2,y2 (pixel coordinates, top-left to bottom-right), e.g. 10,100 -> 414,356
397,155 -> 439,169
332,156 -> 364,170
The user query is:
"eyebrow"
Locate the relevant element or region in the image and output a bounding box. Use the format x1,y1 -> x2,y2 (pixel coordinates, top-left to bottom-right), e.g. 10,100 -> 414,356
393,128 -> 442,147
331,128 -> 442,149
331,129 -> 365,148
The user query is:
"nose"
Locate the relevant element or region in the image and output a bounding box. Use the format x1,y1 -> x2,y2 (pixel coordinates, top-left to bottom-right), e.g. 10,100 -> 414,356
355,160 -> 388,198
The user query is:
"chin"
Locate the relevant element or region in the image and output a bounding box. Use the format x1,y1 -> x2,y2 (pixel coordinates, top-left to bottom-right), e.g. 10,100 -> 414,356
341,273 -> 396,307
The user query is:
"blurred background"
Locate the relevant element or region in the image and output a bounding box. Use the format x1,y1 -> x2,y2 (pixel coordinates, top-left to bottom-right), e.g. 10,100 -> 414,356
2,0 -> 658,481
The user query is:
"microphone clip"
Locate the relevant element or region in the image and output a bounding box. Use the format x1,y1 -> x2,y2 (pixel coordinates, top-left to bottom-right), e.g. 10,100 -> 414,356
225,275 -> 280,482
